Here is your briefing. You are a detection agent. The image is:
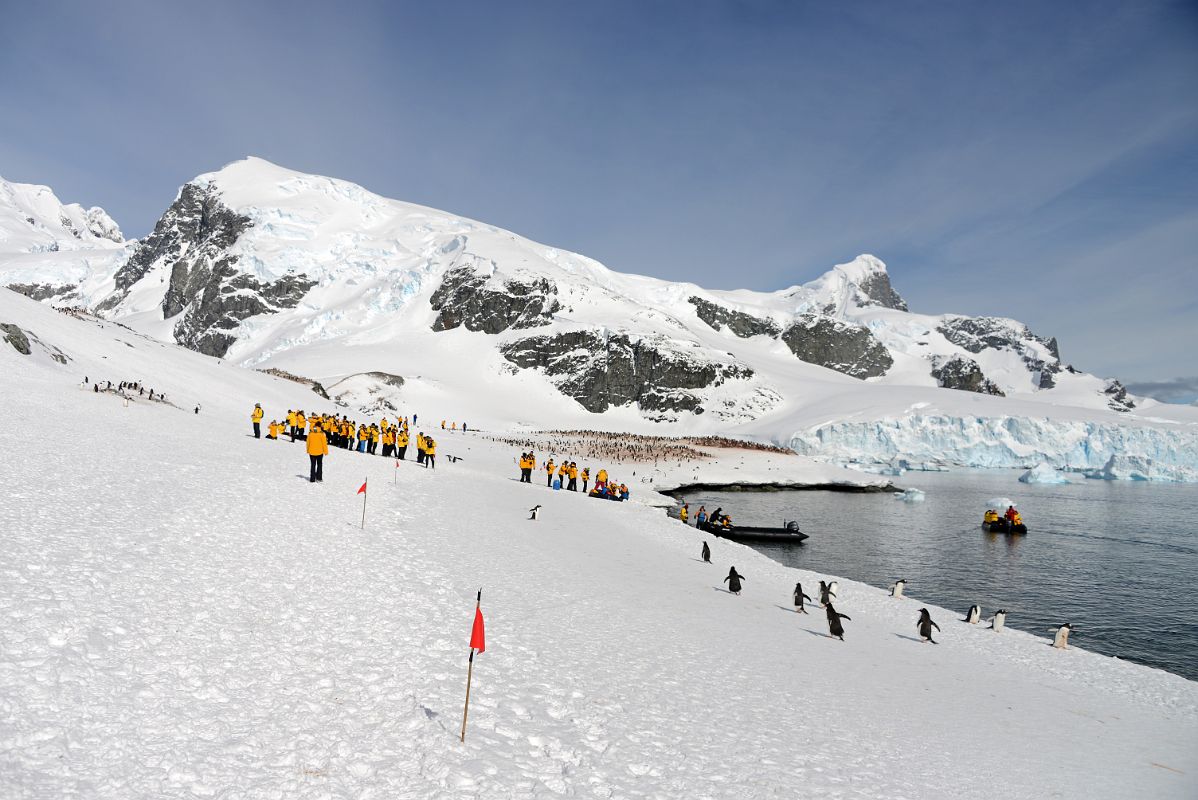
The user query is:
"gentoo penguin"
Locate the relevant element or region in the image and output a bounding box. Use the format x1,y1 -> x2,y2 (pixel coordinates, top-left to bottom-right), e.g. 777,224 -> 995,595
829,581 -> 840,600
825,602 -> 851,641
1051,623 -> 1073,649
989,609 -> 1007,633
724,567 -> 744,595
963,605 -> 981,624
890,579 -> 906,599
793,582 -> 813,614
701,541 -> 711,563
528,505 -> 541,521
818,581 -> 833,608
917,608 -> 941,644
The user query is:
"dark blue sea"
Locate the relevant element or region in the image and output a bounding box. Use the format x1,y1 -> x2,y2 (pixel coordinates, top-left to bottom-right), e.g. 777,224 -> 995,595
679,471 -> 1198,681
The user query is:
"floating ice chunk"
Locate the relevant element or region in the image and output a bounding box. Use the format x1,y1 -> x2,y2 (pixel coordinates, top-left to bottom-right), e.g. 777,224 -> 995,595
893,488 -> 925,503
1019,462 -> 1071,484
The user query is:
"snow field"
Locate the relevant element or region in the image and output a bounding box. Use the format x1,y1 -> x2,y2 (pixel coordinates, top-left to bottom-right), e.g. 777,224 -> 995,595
2,293 -> 1197,798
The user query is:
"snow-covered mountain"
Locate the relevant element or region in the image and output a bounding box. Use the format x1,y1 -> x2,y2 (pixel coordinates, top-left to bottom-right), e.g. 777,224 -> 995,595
0,176 -> 130,305
4,157 -> 1197,478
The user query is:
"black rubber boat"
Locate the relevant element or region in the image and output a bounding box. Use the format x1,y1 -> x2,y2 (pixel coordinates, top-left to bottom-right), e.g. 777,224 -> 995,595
982,519 -> 1028,535
698,520 -> 809,544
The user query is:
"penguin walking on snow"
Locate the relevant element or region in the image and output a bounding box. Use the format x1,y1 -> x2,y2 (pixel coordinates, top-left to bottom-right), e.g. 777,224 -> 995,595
825,602 -> 851,641
818,580 -> 836,608
528,505 -> 541,521
1050,623 -> 1073,649
890,579 -> 906,599
917,608 -> 941,644
963,605 -> 981,624
724,567 -> 744,595
793,582 -> 813,614
701,541 -> 711,563
989,609 -> 1006,633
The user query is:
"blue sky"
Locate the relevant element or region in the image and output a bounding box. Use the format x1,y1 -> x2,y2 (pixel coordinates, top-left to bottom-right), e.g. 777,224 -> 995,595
2,0 -> 1195,388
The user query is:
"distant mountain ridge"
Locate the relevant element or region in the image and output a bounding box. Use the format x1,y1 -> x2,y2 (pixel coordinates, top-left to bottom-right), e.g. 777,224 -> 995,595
0,158 -> 1158,425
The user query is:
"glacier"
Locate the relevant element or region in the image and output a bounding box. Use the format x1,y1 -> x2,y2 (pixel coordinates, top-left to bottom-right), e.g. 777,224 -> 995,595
788,414 -> 1198,482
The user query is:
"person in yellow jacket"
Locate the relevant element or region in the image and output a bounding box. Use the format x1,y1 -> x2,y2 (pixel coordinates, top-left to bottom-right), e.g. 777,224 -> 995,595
396,429 -> 409,460
267,420 -> 280,439
566,462 -> 578,491
596,468 -> 608,490
581,467 -> 590,494
306,425 -> 328,482
518,452 -> 532,482
545,459 -> 556,487
295,411 -> 307,441
557,462 -> 569,489
680,504 -> 689,524
425,437 -> 437,469
251,403 -> 264,438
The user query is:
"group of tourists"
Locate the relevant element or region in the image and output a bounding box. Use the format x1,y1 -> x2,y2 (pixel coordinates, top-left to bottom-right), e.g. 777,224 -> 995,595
983,506 -> 1024,526
251,405 -> 444,482
676,503 -> 733,528
439,420 -> 469,432
515,453 -> 631,502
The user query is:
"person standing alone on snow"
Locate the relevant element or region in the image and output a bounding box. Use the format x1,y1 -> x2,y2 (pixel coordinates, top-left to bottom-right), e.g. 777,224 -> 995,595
251,403 -> 264,438
307,424 -> 328,482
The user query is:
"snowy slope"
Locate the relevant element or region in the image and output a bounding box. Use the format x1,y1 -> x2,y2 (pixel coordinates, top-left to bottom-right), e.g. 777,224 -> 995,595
1,288 -> 1196,799
5,157 -> 1197,480
0,176 -> 129,305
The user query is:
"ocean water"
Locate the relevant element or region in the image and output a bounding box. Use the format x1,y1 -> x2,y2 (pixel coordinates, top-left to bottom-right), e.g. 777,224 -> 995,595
678,471 -> 1198,682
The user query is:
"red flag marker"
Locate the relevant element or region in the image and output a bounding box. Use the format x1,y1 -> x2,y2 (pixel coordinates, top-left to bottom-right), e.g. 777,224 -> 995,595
461,589 -> 484,741
470,605 -> 486,653
358,477 -> 367,530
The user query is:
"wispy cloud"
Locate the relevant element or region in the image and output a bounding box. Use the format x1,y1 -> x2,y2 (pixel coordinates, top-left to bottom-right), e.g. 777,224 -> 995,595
1125,377 -> 1198,405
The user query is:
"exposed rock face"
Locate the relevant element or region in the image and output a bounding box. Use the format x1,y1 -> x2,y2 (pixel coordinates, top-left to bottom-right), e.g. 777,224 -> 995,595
104,183 -> 315,357
1,322 -> 31,355
0,322 -> 69,363
854,270 -> 908,311
780,315 -> 893,378
938,316 -> 1062,389
500,330 -> 753,415
931,355 -> 1005,395
5,282 -> 78,302
429,265 -> 561,334
687,296 -> 781,338
1104,380 -> 1135,412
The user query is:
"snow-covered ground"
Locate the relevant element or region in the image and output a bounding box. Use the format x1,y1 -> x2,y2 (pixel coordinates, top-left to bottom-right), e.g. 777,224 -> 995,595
2,291 -> 1196,798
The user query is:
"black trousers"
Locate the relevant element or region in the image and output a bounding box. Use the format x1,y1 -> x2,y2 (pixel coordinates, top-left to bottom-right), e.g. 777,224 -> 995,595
309,454 -> 324,482
568,478 -> 577,491
397,446 -> 407,460
547,473 -> 553,486
583,480 -> 588,493
520,468 -> 531,483
253,422 -> 261,438
426,454 -> 435,469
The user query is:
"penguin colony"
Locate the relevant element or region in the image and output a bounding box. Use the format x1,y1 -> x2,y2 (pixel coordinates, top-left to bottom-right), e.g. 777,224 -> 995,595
700,540 -> 1074,648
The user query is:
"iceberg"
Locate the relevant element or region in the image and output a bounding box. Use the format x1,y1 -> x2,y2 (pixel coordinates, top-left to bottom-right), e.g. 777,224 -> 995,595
893,488 -> 926,503
1019,462 -> 1071,485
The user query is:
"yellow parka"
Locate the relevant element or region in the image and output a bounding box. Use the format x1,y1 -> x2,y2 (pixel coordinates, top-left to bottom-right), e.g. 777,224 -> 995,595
306,429 -> 329,456
252,406 -> 264,423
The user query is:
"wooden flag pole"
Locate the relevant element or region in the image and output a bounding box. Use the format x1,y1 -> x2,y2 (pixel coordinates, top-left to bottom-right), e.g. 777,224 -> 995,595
460,589 -> 482,742
361,477 -> 367,530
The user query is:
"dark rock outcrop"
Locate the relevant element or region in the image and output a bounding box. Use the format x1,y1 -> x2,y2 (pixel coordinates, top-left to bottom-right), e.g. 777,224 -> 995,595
6,282 -> 78,302
938,316 -> 1063,389
780,315 -> 893,378
102,183 -> 315,357
1,322 -> 31,355
1104,380 -> 1135,412
429,265 -> 561,334
854,270 -> 908,311
930,355 -> 1005,395
501,330 -> 753,415
687,296 -> 781,338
